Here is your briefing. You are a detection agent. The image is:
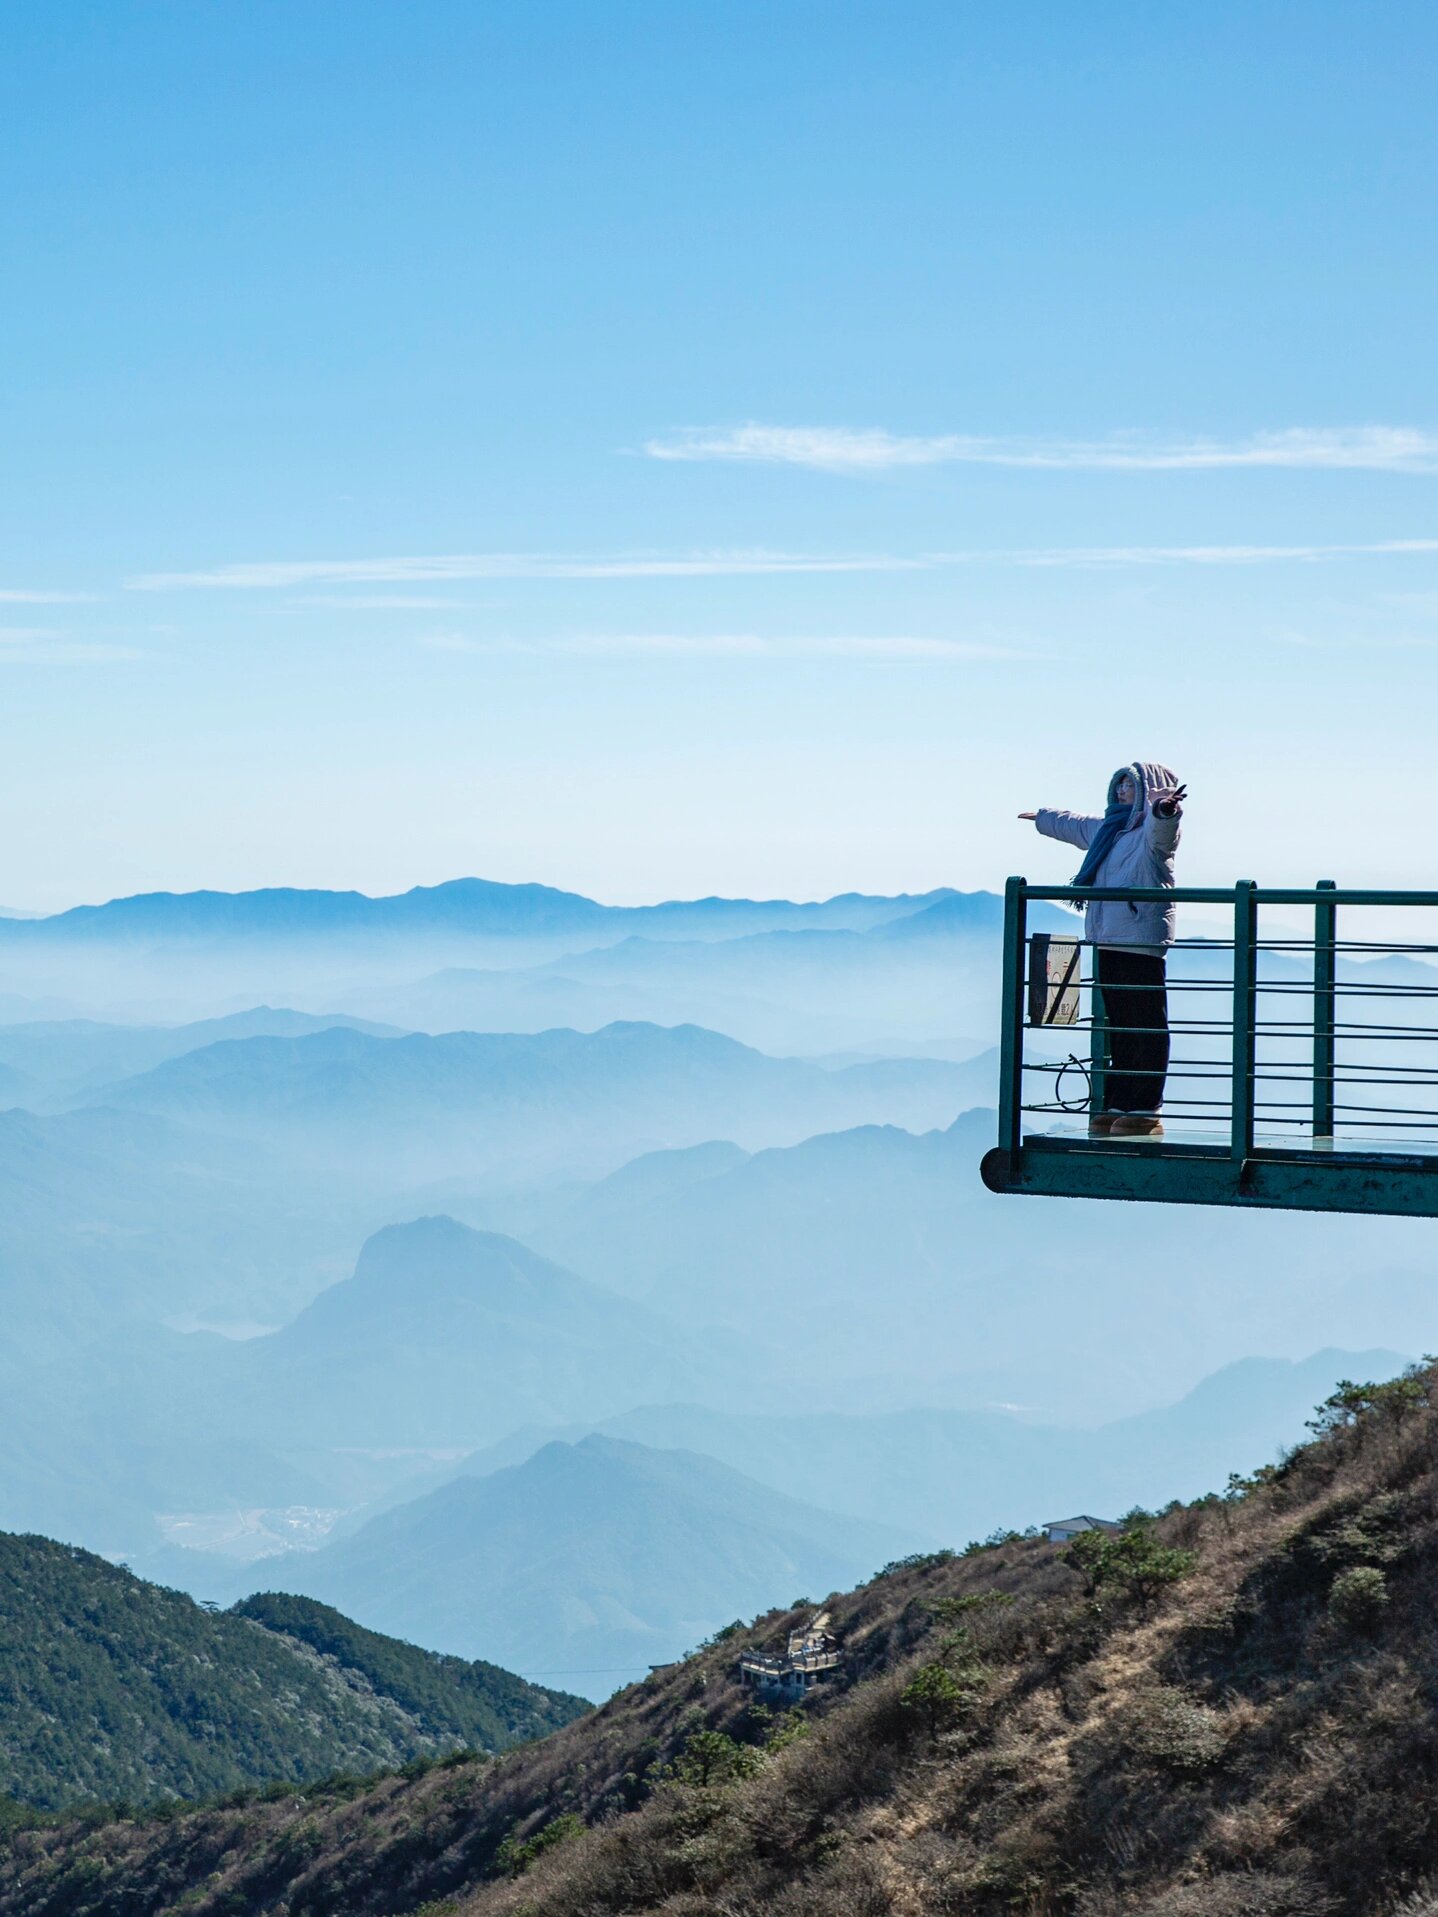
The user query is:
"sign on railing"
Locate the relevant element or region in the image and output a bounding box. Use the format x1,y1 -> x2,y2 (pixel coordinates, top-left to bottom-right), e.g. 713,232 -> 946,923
1027,933 -> 1081,1028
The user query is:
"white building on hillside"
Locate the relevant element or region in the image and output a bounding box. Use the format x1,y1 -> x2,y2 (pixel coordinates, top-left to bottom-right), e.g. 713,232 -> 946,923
1044,1515 -> 1123,1544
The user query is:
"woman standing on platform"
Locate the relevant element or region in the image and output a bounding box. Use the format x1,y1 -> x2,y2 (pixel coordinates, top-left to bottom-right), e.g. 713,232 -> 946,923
1019,763 -> 1186,1138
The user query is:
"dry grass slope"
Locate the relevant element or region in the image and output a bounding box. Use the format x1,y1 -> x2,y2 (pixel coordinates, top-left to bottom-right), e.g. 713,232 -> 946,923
6,1366 -> 1438,1915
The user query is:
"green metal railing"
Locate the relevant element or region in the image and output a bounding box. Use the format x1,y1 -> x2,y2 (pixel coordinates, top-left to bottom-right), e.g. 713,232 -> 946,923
983,879 -> 1438,1218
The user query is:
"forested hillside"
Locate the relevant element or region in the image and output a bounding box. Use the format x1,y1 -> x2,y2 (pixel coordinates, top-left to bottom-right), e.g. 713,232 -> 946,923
5,1367 -> 1438,1914
0,1538 -> 583,1811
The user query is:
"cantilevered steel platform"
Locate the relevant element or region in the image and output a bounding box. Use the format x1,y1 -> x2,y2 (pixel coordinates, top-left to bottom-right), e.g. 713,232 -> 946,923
980,878 -> 1438,1219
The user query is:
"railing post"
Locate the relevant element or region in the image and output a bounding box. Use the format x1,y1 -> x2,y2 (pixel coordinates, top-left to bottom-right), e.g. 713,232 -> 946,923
1088,959 -> 1108,1120
1231,881 -> 1258,1161
997,876 -> 1028,1162
1312,880 -> 1336,1140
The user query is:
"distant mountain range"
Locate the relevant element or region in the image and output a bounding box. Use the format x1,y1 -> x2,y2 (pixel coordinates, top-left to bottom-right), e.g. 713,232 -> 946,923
0,881 -> 1067,1048
79,1020 -> 996,1180
0,1213 -> 738,1558
6,1214 -> 730,1551
0,877 -> 957,948
520,1108 -> 1438,1415
0,1006 -> 399,1107
0,1015 -> 1001,1365
437,1348 -> 1412,1547
4,880 -> 1434,1062
149,1346 -> 1406,1696
0,1103 -> 359,1356
0,1533 -> 583,1810
9,1106 -> 1438,1566
211,1434 -> 915,1694
216,1215 -> 724,1451
336,889 -> 1076,1053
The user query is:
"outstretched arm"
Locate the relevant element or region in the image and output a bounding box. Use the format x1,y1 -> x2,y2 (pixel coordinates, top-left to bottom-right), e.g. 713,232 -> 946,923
1146,782 -> 1187,853
1021,807 -> 1102,850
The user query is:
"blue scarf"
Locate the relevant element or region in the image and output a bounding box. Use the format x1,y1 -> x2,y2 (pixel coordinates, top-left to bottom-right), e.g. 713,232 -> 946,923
1072,795 -> 1133,892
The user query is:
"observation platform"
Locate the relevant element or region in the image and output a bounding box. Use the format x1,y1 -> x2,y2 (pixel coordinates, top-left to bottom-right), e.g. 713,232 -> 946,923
979,879 -> 1438,1218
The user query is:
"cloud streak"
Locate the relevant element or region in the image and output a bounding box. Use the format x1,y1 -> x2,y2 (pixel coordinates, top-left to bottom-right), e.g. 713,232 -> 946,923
122,535 -> 1438,596
0,623 -> 148,664
290,594 -> 473,610
419,632 -> 1018,661
0,641 -> 147,664
934,536 -> 1438,568
0,589 -> 98,604
130,552 -> 920,591
644,423 -> 1438,474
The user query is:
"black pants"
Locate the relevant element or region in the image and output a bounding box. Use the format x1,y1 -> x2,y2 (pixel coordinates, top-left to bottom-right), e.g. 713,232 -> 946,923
1096,947 -> 1169,1114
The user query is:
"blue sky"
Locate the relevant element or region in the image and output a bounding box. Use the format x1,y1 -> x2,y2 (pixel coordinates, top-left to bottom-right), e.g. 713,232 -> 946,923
3,1 -> 1437,909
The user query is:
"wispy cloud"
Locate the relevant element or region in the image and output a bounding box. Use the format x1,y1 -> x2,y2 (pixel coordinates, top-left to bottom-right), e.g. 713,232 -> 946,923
555,633 -> 1016,660
419,632 -> 1018,661
129,551 -> 919,591
0,640 -> 147,664
934,536 -> 1438,568
290,594 -> 473,610
122,533 -> 1438,597
644,423 -> 1438,474
0,588 -> 98,604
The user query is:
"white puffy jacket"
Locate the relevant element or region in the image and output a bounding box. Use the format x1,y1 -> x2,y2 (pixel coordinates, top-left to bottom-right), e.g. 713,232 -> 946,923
1034,761 -> 1182,951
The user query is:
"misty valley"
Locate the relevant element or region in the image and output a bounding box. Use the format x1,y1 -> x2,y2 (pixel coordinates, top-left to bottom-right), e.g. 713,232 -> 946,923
1,878 -> 1432,1726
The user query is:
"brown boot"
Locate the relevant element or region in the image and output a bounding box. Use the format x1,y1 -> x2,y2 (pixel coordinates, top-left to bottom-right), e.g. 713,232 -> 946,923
1110,1113 -> 1164,1138
1088,1113 -> 1119,1137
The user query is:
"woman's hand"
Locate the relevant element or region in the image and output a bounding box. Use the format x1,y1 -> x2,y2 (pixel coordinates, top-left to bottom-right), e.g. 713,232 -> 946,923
1151,783 -> 1187,818
1017,811 -> 1037,821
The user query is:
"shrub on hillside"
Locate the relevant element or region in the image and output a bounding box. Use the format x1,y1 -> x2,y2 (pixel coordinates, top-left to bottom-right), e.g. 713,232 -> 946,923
872,1548 -> 956,1580
1328,1565 -> 1390,1633
659,1727 -> 765,1790
899,1662 -> 968,1743
1065,1525 -> 1196,1610
1306,1368 -> 1430,1440
496,1812 -> 584,1877
1120,1685 -> 1228,1773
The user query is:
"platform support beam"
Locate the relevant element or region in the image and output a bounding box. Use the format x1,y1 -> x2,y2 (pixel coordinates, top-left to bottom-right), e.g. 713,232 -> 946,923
1313,880 -> 1337,1140
997,876 -> 1027,1162
981,1137 -> 1438,1219
1230,881 -> 1258,1161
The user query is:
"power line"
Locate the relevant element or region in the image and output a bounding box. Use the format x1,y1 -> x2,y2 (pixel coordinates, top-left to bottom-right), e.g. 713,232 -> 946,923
519,1667 -> 648,1677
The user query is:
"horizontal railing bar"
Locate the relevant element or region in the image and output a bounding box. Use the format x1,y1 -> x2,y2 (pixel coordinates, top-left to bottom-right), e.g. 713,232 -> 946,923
1023,1101 -> 1236,1112
1024,1017 -> 1438,1038
1027,1059 -> 1235,1072
1259,1077 -> 1438,1090
1025,885 -> 1438,906
1019,1101 -> 1438,1128
1027,1062 -> 1438,1084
